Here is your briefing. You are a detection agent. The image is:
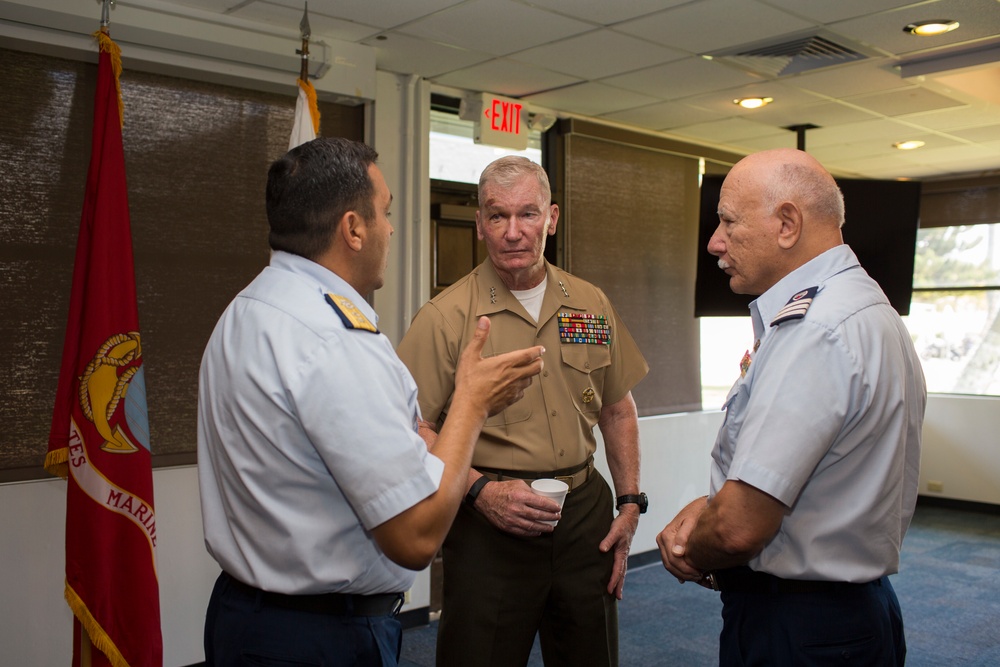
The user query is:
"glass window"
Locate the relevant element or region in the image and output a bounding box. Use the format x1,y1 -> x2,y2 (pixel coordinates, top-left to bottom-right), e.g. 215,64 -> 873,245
700,316 -> 752,410
906,223 -> 1000,395
429,110 -> 542,184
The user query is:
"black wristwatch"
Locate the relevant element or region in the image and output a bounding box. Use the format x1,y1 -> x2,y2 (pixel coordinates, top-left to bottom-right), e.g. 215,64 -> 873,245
616,492 -> 648,514
465,475 -> 491,507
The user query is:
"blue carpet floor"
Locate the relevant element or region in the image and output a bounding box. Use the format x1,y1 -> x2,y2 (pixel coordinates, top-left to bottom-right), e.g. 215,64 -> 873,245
401,501 -> 1000,666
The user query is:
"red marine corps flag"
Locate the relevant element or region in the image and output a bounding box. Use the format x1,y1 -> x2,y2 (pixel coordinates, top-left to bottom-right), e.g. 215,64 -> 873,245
45,16 -> 163,667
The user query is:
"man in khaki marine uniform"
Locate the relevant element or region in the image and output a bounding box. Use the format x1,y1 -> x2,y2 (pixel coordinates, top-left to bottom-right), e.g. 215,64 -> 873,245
397,156 -> 648,667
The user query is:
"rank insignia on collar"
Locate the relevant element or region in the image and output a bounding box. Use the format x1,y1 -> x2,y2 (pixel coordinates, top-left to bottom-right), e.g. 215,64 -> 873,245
770,286 -> 818,327
325,293 -> 378,333
558,312 -> 611,345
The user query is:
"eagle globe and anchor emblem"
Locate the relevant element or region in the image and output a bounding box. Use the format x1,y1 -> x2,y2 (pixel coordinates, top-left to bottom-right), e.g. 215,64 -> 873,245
79,331 -> 149,454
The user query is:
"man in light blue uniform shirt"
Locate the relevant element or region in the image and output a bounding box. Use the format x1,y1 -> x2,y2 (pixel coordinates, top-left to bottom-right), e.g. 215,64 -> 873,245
658,148 -> 925,666
198,137 -> 544,666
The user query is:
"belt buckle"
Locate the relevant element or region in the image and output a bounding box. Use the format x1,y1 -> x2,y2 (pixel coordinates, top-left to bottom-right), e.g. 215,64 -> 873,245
554,475 -> 574,492
390,594 -> 405,617
704,573 -> 719,591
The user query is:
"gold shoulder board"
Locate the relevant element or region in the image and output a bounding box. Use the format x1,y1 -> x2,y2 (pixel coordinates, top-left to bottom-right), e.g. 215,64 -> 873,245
325,293 -> 378,333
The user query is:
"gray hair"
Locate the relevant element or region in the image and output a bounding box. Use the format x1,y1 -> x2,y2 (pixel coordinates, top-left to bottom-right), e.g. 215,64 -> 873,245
478,156 -> 551,204
761,162 -> 845,228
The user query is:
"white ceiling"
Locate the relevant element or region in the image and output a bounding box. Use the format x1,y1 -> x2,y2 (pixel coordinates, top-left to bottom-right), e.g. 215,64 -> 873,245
160,0 -> 1000,180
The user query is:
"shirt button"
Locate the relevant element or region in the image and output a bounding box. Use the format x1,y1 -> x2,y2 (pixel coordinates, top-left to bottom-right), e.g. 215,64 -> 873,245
559,449 -> 565,456
543,370 -> 549,377
584,362 -> 590,369
551,410 -> 557,417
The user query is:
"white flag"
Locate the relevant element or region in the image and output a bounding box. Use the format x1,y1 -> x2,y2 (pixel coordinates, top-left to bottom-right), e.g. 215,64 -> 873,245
289,78 -> 319,149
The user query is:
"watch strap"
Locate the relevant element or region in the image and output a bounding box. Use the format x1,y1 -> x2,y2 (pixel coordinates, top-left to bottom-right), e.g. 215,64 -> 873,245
616,493 -> 647,513
465,476 -> 491,507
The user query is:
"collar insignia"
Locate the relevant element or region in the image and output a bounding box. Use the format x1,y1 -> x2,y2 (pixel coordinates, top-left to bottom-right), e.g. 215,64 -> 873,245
770,286 -> 818,327
325,293 -> 378,333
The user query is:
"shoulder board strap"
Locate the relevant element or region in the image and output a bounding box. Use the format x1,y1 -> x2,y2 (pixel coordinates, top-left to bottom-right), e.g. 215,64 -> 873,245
325,293 -> 378,333
770,286 -> 818,327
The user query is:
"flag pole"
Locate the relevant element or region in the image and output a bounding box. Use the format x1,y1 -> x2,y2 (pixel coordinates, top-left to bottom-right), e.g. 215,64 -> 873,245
289,2 -> 320,147
100,0 -> 112,29
297,1 -> 310,81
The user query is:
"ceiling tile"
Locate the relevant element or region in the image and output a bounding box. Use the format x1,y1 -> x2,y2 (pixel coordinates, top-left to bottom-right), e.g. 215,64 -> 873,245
361,31 -> 492,78
601,57 -> 758,100
746,100 -> 881,129
523,82 -> 661,116
949,125 -> 1000,143
760,0 -> 920,24
614,0 -> 816,55
933,65 -> 1000,106
233,3 -> 380,42
680,80 -> 825,116
523,0 -> 689,25
849,88 -> 966,117
600,101 -> 730,130
730,133 -> 803,153
792,61 -> 913,99
507,29 -> 684,80
672,117 -> 788,143
899,102 -> 1000,132
267,0 -> 467,30
802,118 -> 926,147
431,59 -> 582,97
828,0 -> 1000,58
398,0 -> 593,56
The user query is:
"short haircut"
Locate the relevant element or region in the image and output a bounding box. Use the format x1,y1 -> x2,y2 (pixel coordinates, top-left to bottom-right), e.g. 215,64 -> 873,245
266,137 -> 379,260
761,162 -> 845,228
478,156 -> 551,205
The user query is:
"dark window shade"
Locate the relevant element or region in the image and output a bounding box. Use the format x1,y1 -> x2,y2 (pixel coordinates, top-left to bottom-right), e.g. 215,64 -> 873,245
920,176 -> 1000,228
695,175 -> 921,317
0,47 -> 363,480
562,133 -> 703,416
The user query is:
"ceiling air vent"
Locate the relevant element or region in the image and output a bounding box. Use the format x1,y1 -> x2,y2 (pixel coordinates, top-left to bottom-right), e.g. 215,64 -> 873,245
714,34 -> 870,78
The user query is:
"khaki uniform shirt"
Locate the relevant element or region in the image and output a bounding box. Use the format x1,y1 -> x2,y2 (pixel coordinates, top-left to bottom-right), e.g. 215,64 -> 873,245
397,259 -> 648,472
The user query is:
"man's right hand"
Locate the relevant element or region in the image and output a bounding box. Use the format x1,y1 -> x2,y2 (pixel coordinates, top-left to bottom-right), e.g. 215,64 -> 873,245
454,316 -> 544,418
475,479 -> 560,537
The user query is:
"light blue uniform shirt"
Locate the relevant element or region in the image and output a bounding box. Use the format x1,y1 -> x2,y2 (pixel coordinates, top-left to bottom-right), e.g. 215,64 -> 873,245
198,251 -> 444,595
711,245 -> 925,582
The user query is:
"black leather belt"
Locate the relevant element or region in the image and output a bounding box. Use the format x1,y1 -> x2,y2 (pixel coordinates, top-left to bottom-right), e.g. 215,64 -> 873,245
706,566 -> 880,594
475,456 -> 594,493
224,572 -> 404,617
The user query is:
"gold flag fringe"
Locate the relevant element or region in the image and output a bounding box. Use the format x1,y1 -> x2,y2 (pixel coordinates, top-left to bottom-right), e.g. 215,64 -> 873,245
94,28 -> 125,129
44,447 -> 69,480
66,582 -> 132,667
297,78 -> 321,134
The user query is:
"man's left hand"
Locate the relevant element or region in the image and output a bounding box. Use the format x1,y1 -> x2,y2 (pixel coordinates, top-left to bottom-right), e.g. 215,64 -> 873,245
599,505 -> 639,600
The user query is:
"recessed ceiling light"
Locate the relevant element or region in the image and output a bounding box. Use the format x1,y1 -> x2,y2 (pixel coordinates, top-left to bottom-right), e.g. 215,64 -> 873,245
903,20 -> 959,36
733,97 -> 773,109
893,140 -> 925,150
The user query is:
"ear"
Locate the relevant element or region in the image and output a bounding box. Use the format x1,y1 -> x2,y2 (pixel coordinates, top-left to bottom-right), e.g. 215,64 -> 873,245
340,211 -> 366,252
775,201 -> 802,250
546,203 -> 559,236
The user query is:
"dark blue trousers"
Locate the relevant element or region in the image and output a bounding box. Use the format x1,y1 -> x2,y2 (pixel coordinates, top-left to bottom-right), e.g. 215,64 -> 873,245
719,575 -> 905,666
204,572 -> 403,666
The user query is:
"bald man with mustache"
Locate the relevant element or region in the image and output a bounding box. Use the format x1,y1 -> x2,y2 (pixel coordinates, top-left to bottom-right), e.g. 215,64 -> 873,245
658,148 -> 925,666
